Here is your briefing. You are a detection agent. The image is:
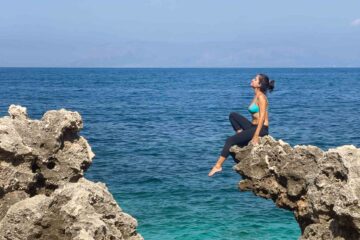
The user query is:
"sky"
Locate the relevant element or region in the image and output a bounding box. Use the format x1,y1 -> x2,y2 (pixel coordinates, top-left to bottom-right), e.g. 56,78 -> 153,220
0,0 -> 360,67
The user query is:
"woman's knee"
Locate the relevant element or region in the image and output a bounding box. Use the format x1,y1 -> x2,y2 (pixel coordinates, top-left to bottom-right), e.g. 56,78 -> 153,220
229,112 -> 239,120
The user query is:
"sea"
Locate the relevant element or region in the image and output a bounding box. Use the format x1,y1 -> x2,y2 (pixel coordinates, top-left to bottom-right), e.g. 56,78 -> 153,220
0,68 -> 359,240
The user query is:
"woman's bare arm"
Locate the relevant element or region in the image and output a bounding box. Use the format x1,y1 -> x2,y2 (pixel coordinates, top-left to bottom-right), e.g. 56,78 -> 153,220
252,94 -> 267,140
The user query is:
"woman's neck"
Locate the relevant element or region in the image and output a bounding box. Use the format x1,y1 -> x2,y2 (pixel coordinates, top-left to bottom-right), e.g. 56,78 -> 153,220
254,88 -> 262,96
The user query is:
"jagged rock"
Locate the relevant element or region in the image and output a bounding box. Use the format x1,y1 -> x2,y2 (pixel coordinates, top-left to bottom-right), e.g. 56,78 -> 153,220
230,135 -> 360,240
0,105 -> 142,240
0,178 -> 140,240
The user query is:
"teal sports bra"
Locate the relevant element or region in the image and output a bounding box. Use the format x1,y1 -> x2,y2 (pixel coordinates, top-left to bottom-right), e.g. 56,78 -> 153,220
248,97 -> 269,114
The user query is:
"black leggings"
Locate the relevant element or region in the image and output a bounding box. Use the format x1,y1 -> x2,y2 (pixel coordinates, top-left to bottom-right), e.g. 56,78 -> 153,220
220,112 -> 269,158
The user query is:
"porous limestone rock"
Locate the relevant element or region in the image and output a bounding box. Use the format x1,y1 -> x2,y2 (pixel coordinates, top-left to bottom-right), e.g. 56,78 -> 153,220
231,135 -> 360,240
0,105 -> 142,240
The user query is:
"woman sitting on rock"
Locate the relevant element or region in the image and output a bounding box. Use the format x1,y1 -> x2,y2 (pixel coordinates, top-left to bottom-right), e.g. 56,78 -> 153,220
208,74 -> 275,177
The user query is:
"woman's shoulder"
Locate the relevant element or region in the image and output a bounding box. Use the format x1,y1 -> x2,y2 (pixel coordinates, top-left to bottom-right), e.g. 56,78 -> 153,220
256,93 -> 268,103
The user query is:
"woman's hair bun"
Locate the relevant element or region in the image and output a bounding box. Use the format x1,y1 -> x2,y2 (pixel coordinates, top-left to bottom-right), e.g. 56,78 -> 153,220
268,80 -> 275,93
257,73 -> 275,94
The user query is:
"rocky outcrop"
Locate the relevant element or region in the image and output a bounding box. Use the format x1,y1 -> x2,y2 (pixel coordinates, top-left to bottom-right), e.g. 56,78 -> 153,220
0,105 -> 142,240
230,135 -> 360,240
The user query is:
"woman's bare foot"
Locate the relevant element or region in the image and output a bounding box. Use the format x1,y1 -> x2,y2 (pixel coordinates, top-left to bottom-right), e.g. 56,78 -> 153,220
208,165 -> 222,177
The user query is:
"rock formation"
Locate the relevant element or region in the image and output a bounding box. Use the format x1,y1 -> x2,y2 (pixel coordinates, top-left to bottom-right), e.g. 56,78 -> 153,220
0,105 -> 143,240
230,135 -> 360,240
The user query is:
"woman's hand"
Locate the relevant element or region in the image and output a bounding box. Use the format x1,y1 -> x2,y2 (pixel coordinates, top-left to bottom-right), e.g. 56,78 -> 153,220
251,136 -> 259,145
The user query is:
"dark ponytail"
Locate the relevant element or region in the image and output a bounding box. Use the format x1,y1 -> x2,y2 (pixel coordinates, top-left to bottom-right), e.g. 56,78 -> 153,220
268,79 -> 275,93
257,73 -> 275,94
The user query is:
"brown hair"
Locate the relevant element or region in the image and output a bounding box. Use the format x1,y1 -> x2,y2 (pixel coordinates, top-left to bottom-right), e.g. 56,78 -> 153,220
257,74 -> 275,94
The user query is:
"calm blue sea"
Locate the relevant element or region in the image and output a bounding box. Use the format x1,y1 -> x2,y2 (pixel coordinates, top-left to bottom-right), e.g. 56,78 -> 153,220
1,68 -> 359,240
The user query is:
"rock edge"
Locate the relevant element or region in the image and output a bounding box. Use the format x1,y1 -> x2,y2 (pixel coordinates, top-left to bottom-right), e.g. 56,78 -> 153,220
231,135 -> 360,240
0,105 -> 143,240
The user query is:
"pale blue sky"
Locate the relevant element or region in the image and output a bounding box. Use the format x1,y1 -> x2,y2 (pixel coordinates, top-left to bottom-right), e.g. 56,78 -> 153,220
1,0 -> 360,67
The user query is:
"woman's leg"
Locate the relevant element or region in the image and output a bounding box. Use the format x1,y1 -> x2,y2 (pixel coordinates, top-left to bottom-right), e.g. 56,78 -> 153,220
208,125 -> 269,176
229,112 -> 253,132
220,126 -> 257,158
209,125 -> 268,177
209,126 -> 257,176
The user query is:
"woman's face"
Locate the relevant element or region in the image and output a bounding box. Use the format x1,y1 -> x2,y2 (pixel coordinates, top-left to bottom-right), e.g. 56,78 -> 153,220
251,75 -> 261,88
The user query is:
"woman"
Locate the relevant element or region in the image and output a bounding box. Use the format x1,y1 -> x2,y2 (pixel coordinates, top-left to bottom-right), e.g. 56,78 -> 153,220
208,74 -> 275,177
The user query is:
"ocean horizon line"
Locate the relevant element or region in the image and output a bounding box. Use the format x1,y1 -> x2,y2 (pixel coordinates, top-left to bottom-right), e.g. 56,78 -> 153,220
1,66 -> 360,69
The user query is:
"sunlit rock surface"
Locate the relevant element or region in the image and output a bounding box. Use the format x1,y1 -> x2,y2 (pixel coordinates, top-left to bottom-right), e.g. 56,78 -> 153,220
0,105 -> 142,240
231,135 -> 360,240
